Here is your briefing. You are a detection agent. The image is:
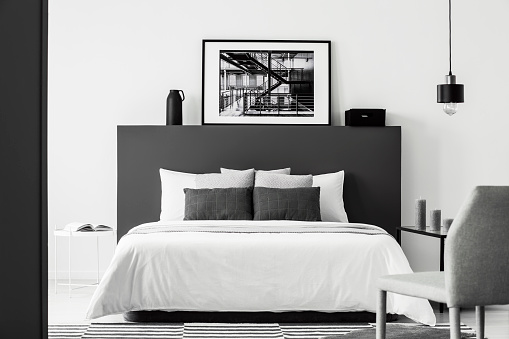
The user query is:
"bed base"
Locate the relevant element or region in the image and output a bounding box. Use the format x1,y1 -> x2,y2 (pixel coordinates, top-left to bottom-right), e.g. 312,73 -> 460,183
123,311 -> 398,323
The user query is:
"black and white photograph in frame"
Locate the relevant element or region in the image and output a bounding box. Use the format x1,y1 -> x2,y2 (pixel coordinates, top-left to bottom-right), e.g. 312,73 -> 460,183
202,40 -> 331,125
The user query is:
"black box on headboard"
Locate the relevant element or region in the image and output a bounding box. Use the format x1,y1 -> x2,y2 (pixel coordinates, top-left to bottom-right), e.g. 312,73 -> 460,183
345,109 -> 386,126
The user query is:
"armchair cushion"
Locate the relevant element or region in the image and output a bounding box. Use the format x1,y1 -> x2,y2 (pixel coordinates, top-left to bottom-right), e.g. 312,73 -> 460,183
378,272 -> 447,304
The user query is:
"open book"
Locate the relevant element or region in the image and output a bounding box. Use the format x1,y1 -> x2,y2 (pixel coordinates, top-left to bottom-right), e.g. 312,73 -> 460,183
63,222 -> 112,232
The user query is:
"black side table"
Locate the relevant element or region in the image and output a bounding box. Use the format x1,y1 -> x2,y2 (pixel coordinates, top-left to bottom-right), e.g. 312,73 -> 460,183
396,226 -> 448,313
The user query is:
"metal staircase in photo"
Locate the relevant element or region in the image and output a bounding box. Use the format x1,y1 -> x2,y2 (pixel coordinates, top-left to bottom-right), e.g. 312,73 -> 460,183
220,52 -> 314,116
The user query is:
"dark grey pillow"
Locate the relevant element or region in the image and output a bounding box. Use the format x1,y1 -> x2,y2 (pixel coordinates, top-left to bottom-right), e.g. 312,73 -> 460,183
184,187 -> 253,220
253,187 -> 321,221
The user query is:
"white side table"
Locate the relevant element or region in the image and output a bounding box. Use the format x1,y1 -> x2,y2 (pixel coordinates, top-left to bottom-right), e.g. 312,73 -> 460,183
54,227 -> 116,297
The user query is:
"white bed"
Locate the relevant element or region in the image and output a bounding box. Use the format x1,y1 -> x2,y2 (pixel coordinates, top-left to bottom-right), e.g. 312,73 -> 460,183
86,220 -> 436,325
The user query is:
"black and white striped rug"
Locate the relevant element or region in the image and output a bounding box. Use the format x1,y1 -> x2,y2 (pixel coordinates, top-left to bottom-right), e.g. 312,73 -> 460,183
48,322 -> 474,339
48,324 -> 88,339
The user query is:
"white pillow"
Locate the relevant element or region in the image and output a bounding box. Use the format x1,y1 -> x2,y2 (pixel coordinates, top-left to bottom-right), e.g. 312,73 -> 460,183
221,167 -> 291,174
255,172 -> 313,188
313,170 -> 348,222
160,168 -> 197,221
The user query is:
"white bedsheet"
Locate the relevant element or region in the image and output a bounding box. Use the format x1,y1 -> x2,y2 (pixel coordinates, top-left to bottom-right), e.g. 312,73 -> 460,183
86,220 -> 436,325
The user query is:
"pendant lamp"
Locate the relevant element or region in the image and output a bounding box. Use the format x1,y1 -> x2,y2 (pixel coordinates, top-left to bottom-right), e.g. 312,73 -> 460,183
437,0 -> 464,115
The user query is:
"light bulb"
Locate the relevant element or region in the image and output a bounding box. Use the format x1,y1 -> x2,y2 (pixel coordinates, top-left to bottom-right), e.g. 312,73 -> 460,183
443,102 -> 458,116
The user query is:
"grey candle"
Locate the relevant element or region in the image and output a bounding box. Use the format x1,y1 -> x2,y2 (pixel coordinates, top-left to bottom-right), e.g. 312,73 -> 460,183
430,209 -> 441,231
415,198 -> 426,230
443,218 -> 454,232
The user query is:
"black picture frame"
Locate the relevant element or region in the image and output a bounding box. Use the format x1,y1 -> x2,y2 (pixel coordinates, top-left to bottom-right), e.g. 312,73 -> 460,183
201,39 -> 331,125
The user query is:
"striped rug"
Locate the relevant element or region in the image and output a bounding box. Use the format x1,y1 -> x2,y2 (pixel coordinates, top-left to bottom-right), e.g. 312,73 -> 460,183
48,322 -> 474,339
48,324 -> 88,339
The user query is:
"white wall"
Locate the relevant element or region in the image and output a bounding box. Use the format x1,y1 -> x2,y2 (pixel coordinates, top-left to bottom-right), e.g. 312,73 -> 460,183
48,0 -> 509,278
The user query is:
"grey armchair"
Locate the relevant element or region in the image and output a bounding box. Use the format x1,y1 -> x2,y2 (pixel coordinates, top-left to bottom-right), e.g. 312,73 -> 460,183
376,186 -> 509,339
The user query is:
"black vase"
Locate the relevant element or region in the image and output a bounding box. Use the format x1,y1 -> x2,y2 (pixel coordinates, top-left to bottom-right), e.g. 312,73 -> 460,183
166,89 -> 185,125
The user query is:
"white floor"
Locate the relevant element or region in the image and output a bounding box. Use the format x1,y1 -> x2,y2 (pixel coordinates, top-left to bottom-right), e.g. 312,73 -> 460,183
49,279 -> 123,324
48,279 -> 509,338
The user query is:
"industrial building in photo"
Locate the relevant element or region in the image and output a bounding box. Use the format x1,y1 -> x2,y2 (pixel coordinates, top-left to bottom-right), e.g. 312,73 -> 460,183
219,50 -> 314,117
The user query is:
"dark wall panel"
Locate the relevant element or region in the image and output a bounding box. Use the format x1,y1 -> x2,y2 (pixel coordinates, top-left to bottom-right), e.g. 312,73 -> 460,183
0,0 -> 47,338
118,126 -> 401,240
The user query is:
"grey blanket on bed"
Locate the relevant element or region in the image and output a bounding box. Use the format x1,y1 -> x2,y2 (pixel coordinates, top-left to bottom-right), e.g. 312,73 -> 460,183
126,221 -> 388,236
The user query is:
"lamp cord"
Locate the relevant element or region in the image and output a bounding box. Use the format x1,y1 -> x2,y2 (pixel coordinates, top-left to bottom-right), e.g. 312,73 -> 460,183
449,0 -> 452,76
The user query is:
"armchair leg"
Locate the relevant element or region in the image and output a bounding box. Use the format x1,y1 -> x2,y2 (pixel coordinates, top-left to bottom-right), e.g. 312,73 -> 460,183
449,307 -> 461,339
476,305 -> 485,339
376,289 -> 387,339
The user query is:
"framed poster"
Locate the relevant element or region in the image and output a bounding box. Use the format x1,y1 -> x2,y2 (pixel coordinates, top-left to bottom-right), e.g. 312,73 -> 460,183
202,40 -> 331,125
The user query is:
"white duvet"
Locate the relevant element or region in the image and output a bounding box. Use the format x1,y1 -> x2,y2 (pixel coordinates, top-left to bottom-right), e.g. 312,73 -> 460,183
86,220 -> 436,325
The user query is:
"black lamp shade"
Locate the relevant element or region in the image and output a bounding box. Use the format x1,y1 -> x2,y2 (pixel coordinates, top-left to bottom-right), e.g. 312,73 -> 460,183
437,84 -> 464,103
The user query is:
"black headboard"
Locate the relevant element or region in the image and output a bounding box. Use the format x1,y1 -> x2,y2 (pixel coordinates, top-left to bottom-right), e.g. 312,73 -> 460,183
117,126 -> 401,240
